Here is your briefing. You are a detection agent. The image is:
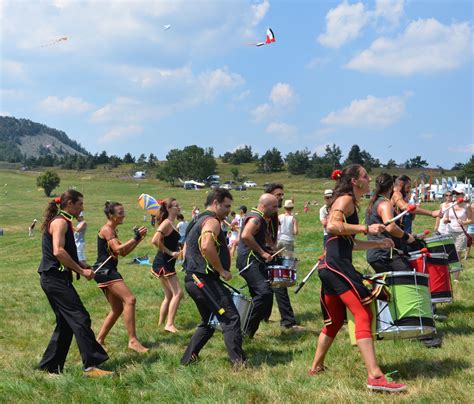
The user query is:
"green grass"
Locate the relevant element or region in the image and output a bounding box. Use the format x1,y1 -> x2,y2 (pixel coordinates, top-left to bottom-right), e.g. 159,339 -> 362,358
0,166 -> 473,403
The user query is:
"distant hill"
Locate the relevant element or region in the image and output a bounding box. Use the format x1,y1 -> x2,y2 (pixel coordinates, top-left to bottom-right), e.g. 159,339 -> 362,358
0,116 -> 88,162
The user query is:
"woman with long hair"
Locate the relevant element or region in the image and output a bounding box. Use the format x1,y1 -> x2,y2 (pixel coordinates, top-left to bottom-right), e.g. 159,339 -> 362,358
37,190 -> 110,377
95,201 -> 149,353
366,173 -> 417,273
309,165 -> 407,393
151,198 -> 184,333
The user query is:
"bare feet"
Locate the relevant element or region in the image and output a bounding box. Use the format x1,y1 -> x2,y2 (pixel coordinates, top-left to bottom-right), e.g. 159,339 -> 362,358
164,325 -> 178,333
128,340 -> 149,353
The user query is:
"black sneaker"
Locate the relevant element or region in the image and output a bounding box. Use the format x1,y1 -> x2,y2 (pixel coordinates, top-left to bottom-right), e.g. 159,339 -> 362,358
420,336 -> 443,348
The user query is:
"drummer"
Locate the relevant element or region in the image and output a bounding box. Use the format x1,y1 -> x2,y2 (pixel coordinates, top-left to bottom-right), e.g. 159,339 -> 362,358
309,165 -> 407,393
181,188 -> 246,366
392,175 -> 440,233
236,193 -> 279,338
263,183 -> 301,330
366,173 -> 418,273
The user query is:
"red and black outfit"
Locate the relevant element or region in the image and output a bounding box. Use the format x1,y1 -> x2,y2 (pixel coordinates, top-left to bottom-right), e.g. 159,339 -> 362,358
151,228 -> 180,278
38,211 -> 108,373
318,210 -> 378,341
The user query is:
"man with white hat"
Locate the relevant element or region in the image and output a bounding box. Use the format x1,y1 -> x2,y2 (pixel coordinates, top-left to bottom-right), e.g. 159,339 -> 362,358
319,189 -> 334,247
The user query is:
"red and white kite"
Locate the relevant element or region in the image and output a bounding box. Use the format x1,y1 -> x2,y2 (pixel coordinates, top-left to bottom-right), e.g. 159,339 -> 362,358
251,28 -> 276,47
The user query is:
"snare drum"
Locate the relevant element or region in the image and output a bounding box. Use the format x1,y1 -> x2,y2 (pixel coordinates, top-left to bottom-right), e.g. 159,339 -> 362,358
267,255 -> 298,288
375,271 -> 435,340
425,235 -> 462,273
208,292 -> 253,333
408,252 -> 453,304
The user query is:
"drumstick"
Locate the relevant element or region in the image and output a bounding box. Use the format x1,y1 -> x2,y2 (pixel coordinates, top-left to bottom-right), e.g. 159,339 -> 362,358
237,247 -> 286,275
167,248 -> 182,262
294,260 -> 320,294
441,197 -> 464,214
384,205 -> 416,225
415,230 -> 430,239
192,274 -> 225,315
93,255 -> 113,274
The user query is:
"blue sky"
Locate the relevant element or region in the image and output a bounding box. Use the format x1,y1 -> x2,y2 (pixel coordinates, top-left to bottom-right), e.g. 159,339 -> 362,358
1,0 -> 472,167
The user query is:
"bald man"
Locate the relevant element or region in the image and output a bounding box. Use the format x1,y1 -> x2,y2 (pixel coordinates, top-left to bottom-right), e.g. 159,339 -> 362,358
236,194 -> 279,337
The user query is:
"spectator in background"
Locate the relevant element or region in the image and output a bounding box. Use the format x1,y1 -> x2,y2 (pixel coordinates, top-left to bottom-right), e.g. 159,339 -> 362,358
228,213 -> 240,257
303,201 -> 310,213
74,212 -> 87,266
467,198 -> 474,258
176,213 -> 188,246
29,219 -> 38,237
191,206 -> 200,219
434,192 -> 452,235
319,190 -> 333,248
236,205 -> 247,227
277,200 -> 298,254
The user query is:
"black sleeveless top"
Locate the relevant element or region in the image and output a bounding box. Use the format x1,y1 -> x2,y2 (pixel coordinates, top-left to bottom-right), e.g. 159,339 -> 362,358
153,227 -> 180,269
38,212 -> 78,274
184,211 -> 230,275
236,208 -> 269,266
268,212 -> 279,245
365,197 -> 399,262
319,209 -> 377,304
96,231 -> 118,271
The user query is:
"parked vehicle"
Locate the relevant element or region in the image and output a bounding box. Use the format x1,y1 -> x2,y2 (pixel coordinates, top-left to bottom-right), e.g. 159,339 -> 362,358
234,185 -> 247,191
243,181 -> 257,188
221,183 -> 232,190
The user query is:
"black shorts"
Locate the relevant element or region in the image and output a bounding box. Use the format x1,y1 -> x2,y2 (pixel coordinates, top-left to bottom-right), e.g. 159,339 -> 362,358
94,269 -> 123,288
151,263 -> 177,278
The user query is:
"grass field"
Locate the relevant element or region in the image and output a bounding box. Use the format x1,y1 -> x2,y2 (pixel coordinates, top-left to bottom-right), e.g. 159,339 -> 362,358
0,166 -> 472,403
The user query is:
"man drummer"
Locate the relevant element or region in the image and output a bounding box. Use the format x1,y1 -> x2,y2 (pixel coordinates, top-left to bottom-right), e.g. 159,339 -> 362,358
263,183 -> 301,330
181,188 -> 246,366
237,193 -> 279,337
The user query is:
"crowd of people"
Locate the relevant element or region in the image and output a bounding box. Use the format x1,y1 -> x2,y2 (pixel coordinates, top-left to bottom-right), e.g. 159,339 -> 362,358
35,165 -> 472,393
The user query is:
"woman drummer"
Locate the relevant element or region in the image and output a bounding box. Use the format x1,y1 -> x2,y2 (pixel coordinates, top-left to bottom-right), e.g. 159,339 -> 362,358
151,198 -> 184,333
365,173 -> 418,273
309,165 -> 407,393
95,201 -> 149,353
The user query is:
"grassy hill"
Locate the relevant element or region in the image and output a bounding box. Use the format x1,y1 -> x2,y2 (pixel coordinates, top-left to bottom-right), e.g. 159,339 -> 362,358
0,116 -> 88,161
0,167 -> 472,402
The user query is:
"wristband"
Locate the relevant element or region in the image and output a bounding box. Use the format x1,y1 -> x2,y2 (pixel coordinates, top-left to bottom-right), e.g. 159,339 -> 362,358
363,225 -> 369,235
134,233 -> 142,241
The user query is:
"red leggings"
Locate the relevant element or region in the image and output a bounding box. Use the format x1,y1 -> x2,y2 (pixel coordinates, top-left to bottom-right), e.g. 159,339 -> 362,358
322,289 -> 373,340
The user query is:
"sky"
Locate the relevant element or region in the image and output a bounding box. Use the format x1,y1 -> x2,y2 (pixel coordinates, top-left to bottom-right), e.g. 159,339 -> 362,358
0,0 -> 472,168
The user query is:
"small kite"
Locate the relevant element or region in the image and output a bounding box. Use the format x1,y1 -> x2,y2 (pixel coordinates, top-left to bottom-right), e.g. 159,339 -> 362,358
163,25 -> 171,31
250,28 -> 276,47
40,37 -> 68,48
138,193 -> 161,215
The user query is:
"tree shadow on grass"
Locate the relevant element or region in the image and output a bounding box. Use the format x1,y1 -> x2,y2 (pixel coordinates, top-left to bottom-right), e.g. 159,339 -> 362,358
106,350 -> 162,369
438,324 -> 474,337
386,357 -> 471,380
295,310 -> 320,323
439,303 -> 474,315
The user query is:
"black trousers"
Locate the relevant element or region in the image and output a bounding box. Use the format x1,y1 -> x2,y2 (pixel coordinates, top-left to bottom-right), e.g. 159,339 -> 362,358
239,261 -> 273,337
271,287 -> 296,327
181,272 -> 246,365
38,270 -> 108,373
369,254 -> 412,274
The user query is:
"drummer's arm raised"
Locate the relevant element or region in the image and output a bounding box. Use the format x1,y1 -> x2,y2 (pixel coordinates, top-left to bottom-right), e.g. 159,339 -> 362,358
393,192 -> 438,218
378,201 -> 414,242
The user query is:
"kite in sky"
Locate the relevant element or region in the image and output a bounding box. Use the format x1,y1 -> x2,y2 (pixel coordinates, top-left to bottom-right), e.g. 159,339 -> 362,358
138,193 -> 161,216
40,37 -> 68,47
250,28 -> 276,47
163,24 -> 171,31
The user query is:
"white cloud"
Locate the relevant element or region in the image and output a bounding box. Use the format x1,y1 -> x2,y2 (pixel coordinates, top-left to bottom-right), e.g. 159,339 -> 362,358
321,94 -> 408,128
233,90 -> 251,102
448,144 -> 474,153
269,83 -> 296,107
250,0 -> 270,28
305,57 -> 329,69
318,1 -> 368,48
252,82 -> 297,122
374,0 -> 404,27
90,97 -> 143,123
265,122 -> 298,143
196,68 -> 245,102
346,19 -> 472,75
0,89 -> 25,99
420,133 -> 434,139
0,111 -> 12,116
39,96 -> 94,114
98,125 -> 143,144
252,103 -> 272,122
313,143 -> 330,155
2,60 -> 27,80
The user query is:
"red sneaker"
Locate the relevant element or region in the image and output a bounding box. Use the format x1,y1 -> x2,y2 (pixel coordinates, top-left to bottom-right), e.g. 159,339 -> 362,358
367,374 -> 407,393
